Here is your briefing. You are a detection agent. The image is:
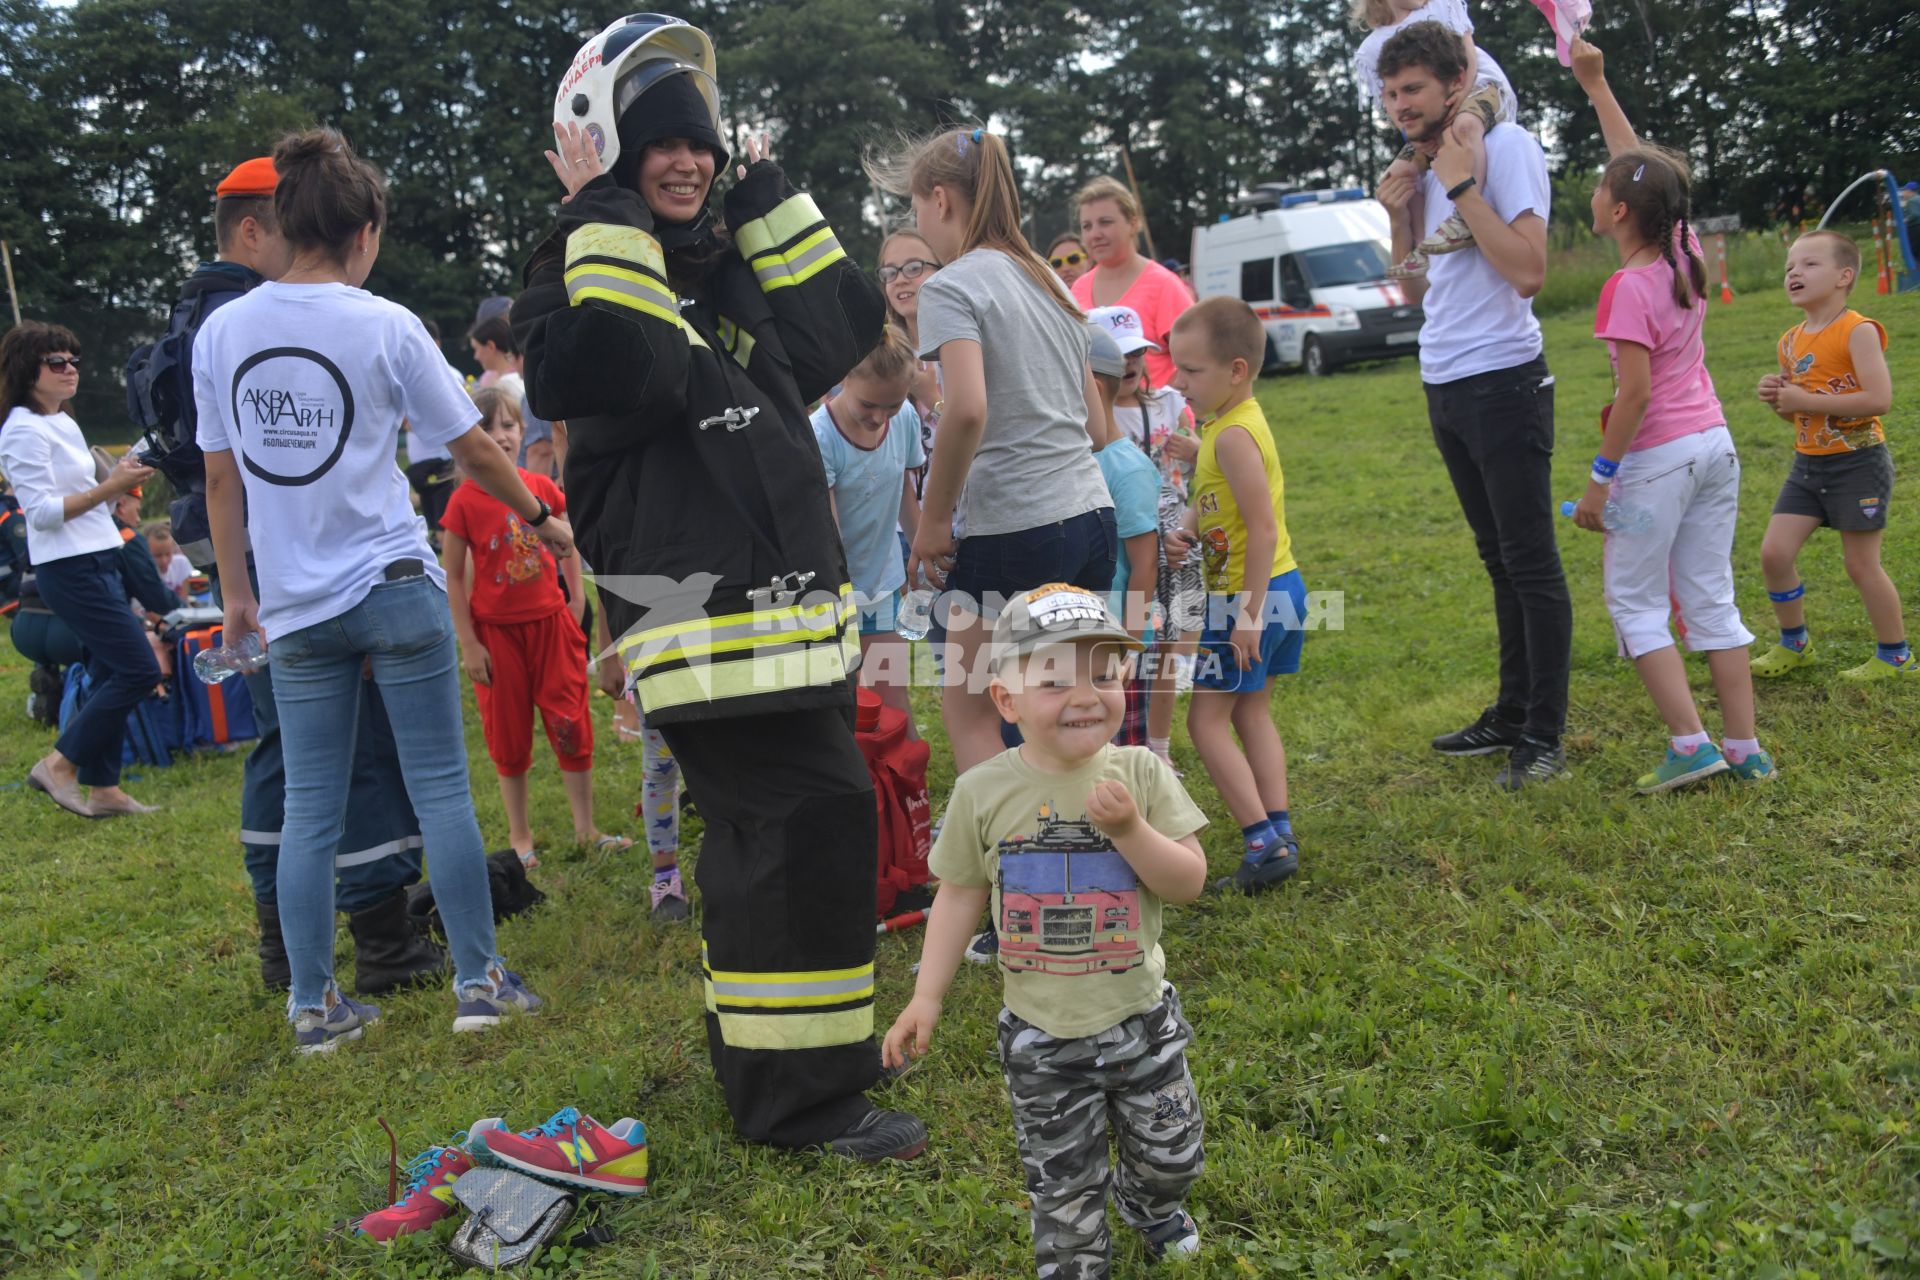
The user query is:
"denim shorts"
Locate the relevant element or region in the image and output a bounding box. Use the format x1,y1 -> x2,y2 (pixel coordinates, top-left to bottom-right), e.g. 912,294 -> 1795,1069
947,508 -> 1117,620
1772,444 -> 1893,531
1194,570 -> 1308,693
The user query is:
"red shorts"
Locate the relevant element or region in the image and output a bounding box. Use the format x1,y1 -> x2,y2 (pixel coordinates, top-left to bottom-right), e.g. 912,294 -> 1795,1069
473,608 -> 594,776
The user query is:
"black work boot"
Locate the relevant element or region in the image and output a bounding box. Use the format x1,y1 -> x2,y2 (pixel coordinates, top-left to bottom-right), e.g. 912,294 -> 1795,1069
255,898 -> 291,993
348,887 -> 451,996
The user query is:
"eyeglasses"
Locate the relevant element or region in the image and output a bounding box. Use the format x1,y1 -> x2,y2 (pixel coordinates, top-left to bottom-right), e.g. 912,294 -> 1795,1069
41,356 -> 81,372
1049,252 -> 1086,269
877,259 -> 938,285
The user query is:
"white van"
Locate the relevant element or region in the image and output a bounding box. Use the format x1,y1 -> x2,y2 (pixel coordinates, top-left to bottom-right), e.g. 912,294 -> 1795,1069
1189,185 -> 1422,377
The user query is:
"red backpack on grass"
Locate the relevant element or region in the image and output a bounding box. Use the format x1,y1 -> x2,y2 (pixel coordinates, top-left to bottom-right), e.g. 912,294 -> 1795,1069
854,689 -> 932,918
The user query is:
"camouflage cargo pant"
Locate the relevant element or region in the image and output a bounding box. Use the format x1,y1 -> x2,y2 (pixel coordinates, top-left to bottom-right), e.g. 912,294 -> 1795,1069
998,985 -> 1205,1279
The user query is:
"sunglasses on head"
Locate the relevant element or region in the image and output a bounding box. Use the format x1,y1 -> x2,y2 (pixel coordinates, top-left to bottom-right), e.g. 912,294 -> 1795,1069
877,259 -> 938,285
41,356 -> 80,372
1049,251 -> 1086,269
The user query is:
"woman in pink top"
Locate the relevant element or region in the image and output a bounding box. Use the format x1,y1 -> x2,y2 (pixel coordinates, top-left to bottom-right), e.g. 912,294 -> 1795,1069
1567,39 -> 1769,794
1070,176 -> 1191,388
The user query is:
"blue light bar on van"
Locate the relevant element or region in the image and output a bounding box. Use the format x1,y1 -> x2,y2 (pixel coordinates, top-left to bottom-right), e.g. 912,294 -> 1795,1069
1277,188 -> 1369,208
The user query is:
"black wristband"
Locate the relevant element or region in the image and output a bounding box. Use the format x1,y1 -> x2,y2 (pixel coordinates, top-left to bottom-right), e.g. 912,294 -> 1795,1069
1446,176 -> 1478,202
525,497 -> 551,527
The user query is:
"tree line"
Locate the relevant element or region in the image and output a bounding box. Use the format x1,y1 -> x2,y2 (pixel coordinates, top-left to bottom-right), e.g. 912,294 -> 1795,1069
2,0 -> 1912,432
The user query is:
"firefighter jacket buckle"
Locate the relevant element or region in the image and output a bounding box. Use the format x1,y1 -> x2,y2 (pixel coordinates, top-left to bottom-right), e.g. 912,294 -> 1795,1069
697,405 -> 759,432
747,570 -> 815,609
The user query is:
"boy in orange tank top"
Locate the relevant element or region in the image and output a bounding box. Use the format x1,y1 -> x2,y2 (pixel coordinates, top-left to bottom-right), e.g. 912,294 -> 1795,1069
1753,231 -> 1911,681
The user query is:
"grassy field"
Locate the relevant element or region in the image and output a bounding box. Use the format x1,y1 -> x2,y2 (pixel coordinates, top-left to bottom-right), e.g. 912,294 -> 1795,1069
4,284 -> 1918,1279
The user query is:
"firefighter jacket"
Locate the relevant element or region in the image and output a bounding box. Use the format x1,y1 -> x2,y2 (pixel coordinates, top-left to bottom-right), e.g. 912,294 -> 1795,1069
513,162 -> 884,726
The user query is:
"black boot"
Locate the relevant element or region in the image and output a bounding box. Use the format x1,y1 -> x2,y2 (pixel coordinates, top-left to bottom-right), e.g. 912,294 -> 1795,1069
348,887 -> 450,996
255,898 -> 291,993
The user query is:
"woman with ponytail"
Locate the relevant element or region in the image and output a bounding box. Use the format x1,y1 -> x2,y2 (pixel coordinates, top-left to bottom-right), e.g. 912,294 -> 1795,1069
195,127 -> 565,1052
1568,40 -> 1771,792
867,127 -> 1115,773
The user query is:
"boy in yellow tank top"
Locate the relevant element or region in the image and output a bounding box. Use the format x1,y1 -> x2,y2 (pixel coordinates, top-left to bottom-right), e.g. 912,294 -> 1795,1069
1753,231 -> 1910,681
1164,298 -> 1309,894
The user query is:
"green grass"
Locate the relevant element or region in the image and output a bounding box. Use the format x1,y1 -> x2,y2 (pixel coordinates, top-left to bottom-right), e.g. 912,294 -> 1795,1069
4,285 -> 1919,1278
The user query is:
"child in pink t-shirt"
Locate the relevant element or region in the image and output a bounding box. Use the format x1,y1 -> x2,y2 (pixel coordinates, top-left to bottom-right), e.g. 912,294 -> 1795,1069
1567,39 -> 1770,793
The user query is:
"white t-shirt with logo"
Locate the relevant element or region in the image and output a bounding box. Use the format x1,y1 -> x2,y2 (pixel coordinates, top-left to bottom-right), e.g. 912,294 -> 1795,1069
1416,123 -> 1550,385
192,281 -> 480,638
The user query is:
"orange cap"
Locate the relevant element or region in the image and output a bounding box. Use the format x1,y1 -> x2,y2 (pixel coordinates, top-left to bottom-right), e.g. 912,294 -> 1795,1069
216,157 -> 278,198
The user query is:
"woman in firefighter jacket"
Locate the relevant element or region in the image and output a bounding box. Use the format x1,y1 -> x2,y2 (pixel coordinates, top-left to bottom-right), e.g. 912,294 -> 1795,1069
512,15 -> 926,1161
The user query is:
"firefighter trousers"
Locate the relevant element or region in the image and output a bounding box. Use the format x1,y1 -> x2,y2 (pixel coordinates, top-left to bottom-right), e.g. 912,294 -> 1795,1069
659,703 -> 881,1147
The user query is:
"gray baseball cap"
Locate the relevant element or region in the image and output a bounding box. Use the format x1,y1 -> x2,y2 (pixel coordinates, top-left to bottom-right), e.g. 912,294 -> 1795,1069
1086,323 -> 1128,378
989,583 -> 1142,673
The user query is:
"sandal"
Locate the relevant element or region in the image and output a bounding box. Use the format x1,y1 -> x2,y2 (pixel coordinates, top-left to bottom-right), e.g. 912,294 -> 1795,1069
1417,210 -> 1476,257
590,834 -> 633,853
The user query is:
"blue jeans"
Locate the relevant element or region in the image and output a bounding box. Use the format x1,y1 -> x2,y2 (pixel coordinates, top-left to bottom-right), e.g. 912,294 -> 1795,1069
32,549 -> 162,786
268,576 -> 500,1010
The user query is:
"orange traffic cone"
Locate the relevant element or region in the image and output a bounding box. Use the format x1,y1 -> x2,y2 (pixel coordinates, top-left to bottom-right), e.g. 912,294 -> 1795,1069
1719,244 -> 1734,305
1876,216 -> 1893,294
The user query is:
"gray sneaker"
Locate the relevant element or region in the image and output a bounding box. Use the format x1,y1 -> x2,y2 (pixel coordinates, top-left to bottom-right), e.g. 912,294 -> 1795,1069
819,1108 -> 928,1162
1495,736 -> 1568,790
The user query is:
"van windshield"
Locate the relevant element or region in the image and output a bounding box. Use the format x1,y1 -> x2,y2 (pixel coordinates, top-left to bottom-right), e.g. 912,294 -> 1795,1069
1297,241 -> 1390,288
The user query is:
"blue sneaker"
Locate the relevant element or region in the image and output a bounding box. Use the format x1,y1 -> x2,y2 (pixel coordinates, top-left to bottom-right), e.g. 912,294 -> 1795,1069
964,927 -> 999,965
452,966 -> 544,1033
1727,748 -> 1777,783
1635,742 -> 1730,794
1144,1209 -> 1201,1262
292,988 -> 380,1055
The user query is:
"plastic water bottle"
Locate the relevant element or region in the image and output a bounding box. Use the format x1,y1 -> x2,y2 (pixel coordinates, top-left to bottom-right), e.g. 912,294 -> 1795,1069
192,631 -> 268,684
1560,499 -> 1655,534
895,584 -> 937,642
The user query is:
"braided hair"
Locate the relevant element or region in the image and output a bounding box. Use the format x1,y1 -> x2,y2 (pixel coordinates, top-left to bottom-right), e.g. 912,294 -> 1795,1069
1600,146 -> 1708,309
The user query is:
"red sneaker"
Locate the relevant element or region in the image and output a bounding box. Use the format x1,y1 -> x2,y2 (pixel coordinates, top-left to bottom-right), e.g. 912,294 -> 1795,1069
356,1118 -> 505,1241
472,1106 -> 649,1195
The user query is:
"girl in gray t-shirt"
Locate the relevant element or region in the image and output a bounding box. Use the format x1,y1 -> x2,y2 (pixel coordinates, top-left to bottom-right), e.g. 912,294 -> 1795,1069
868,126 -> 1116,774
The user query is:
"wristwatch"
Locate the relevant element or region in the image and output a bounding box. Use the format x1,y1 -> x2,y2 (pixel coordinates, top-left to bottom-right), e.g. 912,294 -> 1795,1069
525,497 -> 551,527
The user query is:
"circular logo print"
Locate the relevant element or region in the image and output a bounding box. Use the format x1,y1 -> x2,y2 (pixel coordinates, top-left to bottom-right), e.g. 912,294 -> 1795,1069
586,123 -> 606,156
229,347 -> 355,486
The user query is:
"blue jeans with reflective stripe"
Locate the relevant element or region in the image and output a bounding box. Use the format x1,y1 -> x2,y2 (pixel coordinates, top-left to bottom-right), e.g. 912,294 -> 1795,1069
268,576 -> 501,1010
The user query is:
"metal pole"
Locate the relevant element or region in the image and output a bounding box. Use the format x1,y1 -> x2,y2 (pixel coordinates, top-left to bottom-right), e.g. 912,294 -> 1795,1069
1,241 -> 20,327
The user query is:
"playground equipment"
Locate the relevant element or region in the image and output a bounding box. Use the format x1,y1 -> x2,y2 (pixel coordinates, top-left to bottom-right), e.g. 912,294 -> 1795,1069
1818,170 -> 1919,293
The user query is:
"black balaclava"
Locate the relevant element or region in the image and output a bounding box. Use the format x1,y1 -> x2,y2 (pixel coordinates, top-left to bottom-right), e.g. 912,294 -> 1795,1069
614,71 -> 730,254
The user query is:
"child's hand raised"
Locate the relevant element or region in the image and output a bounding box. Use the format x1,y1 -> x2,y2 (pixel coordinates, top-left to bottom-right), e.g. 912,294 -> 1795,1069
882,995 -> 942,1069
1570,37 -> 1605,89
1757,373 -> 1785,405
1086,778 -> 1142,840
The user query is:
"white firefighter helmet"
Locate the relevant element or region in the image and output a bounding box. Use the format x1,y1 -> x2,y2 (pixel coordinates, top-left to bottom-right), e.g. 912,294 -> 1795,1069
552,13 -> 720,173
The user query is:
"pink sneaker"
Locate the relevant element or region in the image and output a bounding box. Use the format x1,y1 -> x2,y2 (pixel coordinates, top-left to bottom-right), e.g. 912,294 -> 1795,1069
356,1119 -> 505,1241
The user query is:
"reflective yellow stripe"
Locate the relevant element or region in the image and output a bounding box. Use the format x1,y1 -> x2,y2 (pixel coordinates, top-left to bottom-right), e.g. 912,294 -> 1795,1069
616,584 -> 853,657
567,285 -> 682,327
706,959 -> 874,1008
564,261 -> 676,313
733,193 -> 828,260
635,641 -> 852,713
565,222 -> 666,277
716,317 -> 756,370
750,228 -> 847,293
714,1005 -> 874,1051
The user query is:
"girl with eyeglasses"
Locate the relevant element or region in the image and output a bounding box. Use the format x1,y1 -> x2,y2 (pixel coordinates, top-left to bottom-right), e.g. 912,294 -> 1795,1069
1071,176 -> 1192,389
0,322 -> 163,818
877,231 -> 944,508
1046,232 -> 1090,286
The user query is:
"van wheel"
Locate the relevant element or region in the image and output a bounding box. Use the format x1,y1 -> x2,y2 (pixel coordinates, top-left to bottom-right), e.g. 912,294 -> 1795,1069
1303,336 -> 1333,378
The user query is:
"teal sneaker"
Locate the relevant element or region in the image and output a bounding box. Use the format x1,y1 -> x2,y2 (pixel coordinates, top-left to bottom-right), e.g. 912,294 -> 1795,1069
1635,742 -> 1730,794
1726,748 -> 1777,782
